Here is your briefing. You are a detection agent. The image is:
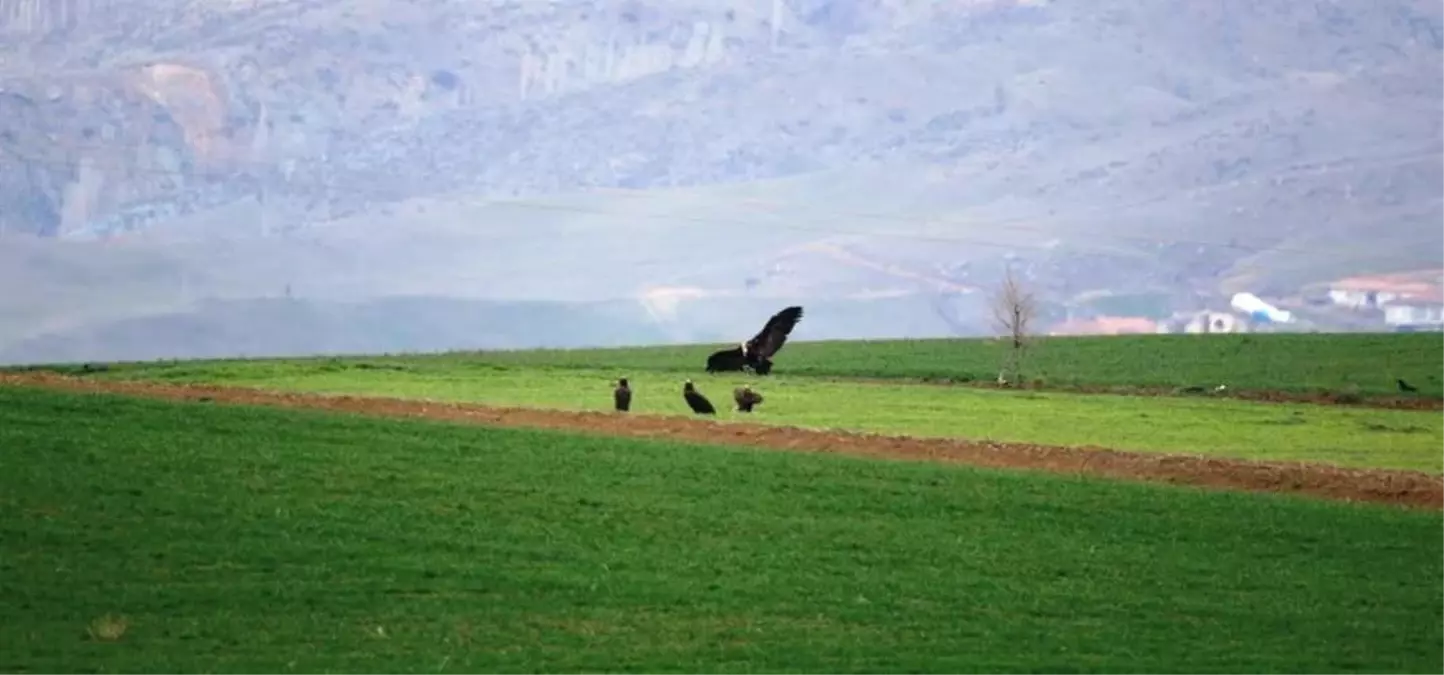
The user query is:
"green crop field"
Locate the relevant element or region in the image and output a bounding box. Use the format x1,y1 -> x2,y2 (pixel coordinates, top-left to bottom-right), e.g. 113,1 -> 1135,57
26,332 -> 1441,400
2,386 -> 1440,673
29,356 -> 1444,474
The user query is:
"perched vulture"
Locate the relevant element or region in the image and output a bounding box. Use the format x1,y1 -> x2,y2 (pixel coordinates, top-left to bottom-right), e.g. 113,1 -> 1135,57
705,305 -> 804,376
682,379 -> 716,415
613,377 -> 632,412
733,385 -> 764,413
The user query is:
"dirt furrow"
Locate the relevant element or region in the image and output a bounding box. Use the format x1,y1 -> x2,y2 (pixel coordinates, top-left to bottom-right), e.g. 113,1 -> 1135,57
3,371 -> 1440,511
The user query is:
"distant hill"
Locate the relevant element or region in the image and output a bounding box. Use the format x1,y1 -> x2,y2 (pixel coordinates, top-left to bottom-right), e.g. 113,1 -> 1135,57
0,296 -> 668,365
0,0 -> 1440,362
0,293 -> 1005,366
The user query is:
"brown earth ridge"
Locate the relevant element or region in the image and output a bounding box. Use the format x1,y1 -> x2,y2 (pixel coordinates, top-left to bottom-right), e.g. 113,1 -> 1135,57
1,371 -> 1440,511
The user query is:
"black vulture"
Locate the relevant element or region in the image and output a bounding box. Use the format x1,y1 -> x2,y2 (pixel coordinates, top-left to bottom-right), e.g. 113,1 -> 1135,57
1398,378 -> 1418,393
733,385 -> 764,413
705,346 -> 748,373
705,305 -> 804,375
682,379 -> 716,415
613,377 -> 632,412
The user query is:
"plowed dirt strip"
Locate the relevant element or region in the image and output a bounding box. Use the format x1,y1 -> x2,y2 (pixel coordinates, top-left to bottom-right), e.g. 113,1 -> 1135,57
3,371 -> 1440,510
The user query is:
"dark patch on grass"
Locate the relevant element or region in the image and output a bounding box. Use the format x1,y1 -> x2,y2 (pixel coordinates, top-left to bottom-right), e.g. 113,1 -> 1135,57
351,362 -> 411,372
1257,417 -> 1308,426
1361,422 -> 1430,434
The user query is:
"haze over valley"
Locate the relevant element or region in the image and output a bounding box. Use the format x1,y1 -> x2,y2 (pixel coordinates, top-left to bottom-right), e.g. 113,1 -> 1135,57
1,0 -> 1440,363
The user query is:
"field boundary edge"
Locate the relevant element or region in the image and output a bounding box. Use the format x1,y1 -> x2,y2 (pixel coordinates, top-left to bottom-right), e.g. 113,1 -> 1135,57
823,375 -> 1444,411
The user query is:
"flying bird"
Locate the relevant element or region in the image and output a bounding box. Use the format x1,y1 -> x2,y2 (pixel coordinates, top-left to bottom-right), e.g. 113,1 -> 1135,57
613,377 -> 632,412
705,305 -> 804,376
733,385 -> 764,413
1398,378 -> 1418,393
682,379 -> 716,415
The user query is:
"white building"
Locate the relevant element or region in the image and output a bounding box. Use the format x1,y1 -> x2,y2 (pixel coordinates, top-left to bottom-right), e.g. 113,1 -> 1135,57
1328,287 -> 1398,309
1382,298 -> 1444,331
1231,292 -> 1293,323
1156,310 -> 1248,334
1327,271 -> 1444,310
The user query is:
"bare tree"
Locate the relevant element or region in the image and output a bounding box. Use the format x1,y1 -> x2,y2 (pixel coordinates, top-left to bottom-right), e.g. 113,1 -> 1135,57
991,267 -> 1037,385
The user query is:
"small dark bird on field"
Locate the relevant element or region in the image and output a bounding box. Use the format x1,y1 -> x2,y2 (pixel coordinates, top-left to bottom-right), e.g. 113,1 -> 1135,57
733,385 -> 764,413
613,377 -> 632,412
683,379 -> 716,415
1398,378 -> 1418,393
706,305 -> 805,376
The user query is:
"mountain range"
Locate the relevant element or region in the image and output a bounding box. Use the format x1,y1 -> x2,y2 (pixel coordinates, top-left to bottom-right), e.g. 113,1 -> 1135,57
1,0 -> 1440,364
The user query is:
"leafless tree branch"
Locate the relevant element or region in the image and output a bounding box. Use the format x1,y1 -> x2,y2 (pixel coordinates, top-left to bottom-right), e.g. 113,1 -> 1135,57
990,267 -> 1037,384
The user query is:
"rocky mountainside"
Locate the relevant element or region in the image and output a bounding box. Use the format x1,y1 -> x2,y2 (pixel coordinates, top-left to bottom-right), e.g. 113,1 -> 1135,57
1,0 -> 1441,362
3,0 -> 1047,235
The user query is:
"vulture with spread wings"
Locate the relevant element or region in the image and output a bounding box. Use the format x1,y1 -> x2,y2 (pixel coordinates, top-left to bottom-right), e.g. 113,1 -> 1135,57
705,305 -> 804,376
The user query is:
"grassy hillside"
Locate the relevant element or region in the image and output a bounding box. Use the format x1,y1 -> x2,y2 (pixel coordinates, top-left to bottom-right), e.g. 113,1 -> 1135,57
2,386 -> 1439,673
59,332 -> 1442,399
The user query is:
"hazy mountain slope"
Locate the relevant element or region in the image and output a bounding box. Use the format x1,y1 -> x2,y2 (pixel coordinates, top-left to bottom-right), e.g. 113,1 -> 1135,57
0,291 -> 992,366
0,0 -> 1440,361
0,296 -> 674,365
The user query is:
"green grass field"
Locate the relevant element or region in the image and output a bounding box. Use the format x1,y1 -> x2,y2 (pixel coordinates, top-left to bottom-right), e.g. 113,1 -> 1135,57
31,355 -> 1444,474
27,332 -> 1441,399
2,386 -> 1440,673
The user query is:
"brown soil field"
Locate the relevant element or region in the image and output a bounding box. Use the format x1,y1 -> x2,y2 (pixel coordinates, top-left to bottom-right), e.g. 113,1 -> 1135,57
3,371 -> 1440,511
